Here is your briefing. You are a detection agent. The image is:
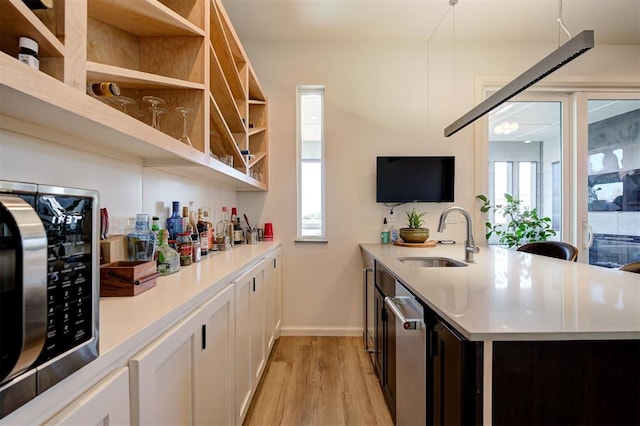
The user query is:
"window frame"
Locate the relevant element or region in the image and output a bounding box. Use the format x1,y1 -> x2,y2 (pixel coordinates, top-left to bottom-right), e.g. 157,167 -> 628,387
296,86 -> 327,242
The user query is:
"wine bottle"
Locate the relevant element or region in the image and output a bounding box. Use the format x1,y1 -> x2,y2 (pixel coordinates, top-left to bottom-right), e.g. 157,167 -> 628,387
87,82 -> 121,97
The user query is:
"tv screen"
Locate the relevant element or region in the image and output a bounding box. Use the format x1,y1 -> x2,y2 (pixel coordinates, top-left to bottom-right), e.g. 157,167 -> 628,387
376,156 -> 455,203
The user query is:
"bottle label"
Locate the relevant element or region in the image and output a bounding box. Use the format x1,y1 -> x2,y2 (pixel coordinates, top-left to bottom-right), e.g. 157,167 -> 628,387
18,53 -> 39,70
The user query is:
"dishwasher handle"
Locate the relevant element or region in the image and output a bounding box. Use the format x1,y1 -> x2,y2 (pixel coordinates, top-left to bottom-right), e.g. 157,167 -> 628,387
385,296 -> 423,330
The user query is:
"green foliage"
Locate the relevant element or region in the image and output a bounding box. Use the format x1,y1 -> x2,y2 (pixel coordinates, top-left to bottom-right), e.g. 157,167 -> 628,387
405,208 -> 427,229
476,194 -> 556,248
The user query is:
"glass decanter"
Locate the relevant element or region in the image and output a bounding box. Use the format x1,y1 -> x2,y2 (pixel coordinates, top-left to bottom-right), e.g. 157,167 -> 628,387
127,214 -> 157,261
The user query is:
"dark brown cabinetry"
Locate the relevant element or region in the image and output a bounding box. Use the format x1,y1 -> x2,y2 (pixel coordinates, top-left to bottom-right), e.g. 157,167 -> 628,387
492,339 -> 640,425
374,263 -> 396,420
431,319 -> 482,426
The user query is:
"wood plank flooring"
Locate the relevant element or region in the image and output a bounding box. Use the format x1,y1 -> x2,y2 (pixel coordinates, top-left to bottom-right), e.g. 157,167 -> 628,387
243,336 -> 393,426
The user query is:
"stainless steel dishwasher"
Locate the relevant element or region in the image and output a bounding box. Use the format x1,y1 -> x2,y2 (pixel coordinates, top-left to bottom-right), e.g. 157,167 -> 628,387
385,281 -> 426,426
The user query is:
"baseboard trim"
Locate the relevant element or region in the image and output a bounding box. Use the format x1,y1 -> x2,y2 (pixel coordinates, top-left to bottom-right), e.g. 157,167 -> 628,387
279,326 -> 362,337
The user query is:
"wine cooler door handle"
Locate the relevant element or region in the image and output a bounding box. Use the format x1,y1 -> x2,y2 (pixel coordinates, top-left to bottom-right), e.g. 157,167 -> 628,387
0,195 -> 48,380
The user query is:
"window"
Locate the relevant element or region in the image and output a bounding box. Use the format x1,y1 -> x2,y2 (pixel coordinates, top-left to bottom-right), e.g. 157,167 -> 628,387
296,86 -> 325,240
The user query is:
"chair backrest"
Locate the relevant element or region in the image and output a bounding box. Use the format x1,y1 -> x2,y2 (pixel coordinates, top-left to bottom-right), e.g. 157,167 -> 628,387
619,261 -> 640,274
516,241 -> 579,262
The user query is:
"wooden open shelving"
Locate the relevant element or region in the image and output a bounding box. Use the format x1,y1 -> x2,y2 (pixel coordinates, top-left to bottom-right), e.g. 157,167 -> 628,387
0,0 -> 269,191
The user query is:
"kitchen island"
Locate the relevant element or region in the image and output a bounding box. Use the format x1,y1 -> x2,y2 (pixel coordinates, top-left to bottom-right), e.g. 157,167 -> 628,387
361,243 -> 640,425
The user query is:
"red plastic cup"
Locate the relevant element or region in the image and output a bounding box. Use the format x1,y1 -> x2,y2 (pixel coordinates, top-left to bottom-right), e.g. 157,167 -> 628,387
264,222 -> 273,240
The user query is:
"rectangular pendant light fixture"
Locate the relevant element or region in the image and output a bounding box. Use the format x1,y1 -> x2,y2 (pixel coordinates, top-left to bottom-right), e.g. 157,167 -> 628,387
444,30 -> 594,137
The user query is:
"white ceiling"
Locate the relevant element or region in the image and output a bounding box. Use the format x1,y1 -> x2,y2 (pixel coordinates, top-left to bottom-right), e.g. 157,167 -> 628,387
222,0 -> 640,45
222,0 -> 640,144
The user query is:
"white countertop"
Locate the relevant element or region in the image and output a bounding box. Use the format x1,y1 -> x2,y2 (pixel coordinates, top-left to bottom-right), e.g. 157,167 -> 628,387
100,241 -> 281,354
361,243 -> 640,341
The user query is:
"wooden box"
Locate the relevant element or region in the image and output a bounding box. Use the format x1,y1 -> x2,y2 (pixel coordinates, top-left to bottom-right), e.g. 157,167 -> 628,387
100,235 -> 129,264
100,260 -> 159,297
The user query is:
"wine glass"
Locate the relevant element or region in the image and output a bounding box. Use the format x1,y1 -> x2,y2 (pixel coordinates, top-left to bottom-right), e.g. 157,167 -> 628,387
142,95 -> 166,129
107,96 -> 136,115
175,106 -> 194,147
154,107 -> 168,130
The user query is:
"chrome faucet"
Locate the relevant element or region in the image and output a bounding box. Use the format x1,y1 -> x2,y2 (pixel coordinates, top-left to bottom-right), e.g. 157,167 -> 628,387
438,206 -> 480,263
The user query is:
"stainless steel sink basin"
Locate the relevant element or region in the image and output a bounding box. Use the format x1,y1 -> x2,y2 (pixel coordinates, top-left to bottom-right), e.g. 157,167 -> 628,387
397,256 -> 468,267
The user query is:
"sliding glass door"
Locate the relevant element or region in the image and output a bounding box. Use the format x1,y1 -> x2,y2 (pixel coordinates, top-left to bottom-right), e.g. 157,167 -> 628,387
486,97 -> 568,244
576,94 -> 640,267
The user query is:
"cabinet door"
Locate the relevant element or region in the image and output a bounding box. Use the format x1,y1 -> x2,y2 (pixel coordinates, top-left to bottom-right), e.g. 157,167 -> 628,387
129,309 -> 200,425
45,368 -> 130,425
432,320 -> 480,426
251,267 -> 266,386
234,270 -> 253,425
194,284 -> 235,426
264,249 -> 282,353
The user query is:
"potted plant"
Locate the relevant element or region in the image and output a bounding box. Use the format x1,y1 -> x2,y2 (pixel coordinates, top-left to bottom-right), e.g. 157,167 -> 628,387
476,193 -> 556,248
399,208 -> 429,243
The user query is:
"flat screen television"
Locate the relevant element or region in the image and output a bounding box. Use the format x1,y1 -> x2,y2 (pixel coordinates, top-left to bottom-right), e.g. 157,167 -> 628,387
376,156 -> 455,203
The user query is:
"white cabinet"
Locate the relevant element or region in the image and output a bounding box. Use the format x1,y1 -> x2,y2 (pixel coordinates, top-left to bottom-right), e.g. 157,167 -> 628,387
233,260 -> 266,425
264,248 -> 282,352
129,283 -> 235,425
45,368 -> 130,425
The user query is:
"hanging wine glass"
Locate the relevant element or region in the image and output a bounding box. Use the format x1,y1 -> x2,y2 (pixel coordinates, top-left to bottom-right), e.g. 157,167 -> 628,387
142,95 -> 166,129
106,96 -> 136,115
175,106 -> 194,147
154,107 -> 168,131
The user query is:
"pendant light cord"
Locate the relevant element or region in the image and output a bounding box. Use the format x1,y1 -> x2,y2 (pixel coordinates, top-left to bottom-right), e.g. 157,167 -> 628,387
557,0 -> 571,46
427,1 -> 457,127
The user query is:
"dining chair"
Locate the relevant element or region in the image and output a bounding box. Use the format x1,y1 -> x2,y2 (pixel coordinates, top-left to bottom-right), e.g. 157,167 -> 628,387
516,241 -> 579,262
619,261 -> 640,274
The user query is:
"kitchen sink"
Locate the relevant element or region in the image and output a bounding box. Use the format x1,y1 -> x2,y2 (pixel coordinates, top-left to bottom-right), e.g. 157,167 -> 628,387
397,256 -> 468,267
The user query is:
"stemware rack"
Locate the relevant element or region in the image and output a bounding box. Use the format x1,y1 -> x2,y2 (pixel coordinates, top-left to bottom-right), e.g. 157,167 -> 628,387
0,0 -> 268,191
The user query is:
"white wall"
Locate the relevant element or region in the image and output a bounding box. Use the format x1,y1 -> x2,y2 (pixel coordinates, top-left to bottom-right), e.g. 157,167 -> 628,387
238,41 -> 640,335
0,129 -> 238,235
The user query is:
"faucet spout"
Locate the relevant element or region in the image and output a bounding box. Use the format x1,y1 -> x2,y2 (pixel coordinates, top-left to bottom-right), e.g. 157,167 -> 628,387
438,206 -> 480,263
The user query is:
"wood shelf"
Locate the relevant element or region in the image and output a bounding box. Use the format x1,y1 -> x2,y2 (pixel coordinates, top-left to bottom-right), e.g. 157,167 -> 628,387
87,0 -> 204,37
0,0 -> 65,58
209,43 -> 245,133
1,0 -> 268,191
248,126 -> 266,137
210,0 -> 245,101
0,53 -> 260,191
87,62 -> 205,90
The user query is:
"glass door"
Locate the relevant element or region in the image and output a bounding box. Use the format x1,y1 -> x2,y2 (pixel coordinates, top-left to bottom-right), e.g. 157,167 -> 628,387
486,96 -> 569,244
577,94 -> 640,267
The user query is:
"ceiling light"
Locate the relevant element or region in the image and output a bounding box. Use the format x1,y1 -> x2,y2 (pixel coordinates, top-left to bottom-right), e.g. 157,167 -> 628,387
494,122 -> 520,135
444,30 -> 594,137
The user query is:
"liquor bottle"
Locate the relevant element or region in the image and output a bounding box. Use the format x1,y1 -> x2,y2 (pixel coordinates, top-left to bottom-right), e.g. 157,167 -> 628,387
155,229 -> 180,275
151,216 -> 160,236
197,208 -> 209,256
166,201 -> 183,240
230,207 -> 240,246
182,206 -> 193,235
216,207 -> 232,250
233,216 -> 244,245
86,82 -> 121,97
127,214 -> 157,261
202,208 -> 215,251
188,201 -> 198,239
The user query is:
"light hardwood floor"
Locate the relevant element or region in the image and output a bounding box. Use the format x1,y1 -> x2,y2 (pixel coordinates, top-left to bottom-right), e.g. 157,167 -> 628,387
243,336 -> 393,426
